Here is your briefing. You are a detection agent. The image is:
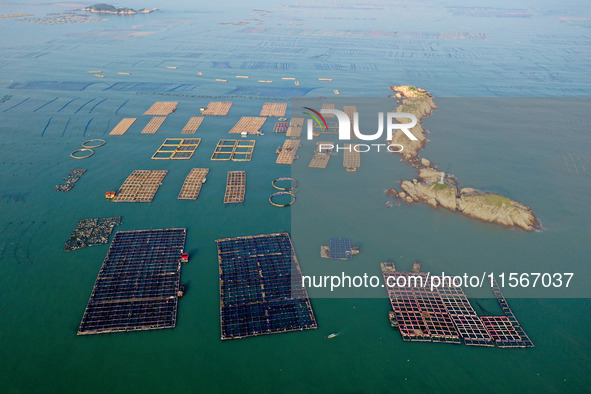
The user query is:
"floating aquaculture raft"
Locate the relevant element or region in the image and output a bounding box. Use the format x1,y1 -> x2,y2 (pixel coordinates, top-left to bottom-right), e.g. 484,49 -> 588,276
224,171 -> 246,204
276,139 -> 300,164
143,101 -> 178,116
286,118 -> 304,138
211,139 -> 255,161
229,116 -> 266,134
112,170 -> 167,202
181,117 -> 204,134
141,116 -> 166,134
152,138 -> 201,160
343,144 -> 360,171
308,142 -> 333,168
78,228 -> 186,335
216,233 -> 317,340
109,118 -> 136,135
64,217 -> 122,251
260,102 -> 287,117
382,263 -> 533,348
54,169 -> 86,192
178,168 -> 209,200
202,101 -> 232,116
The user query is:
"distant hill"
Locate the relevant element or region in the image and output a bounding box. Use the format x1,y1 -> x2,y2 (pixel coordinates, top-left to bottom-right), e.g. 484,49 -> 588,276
83,4 -> 158,14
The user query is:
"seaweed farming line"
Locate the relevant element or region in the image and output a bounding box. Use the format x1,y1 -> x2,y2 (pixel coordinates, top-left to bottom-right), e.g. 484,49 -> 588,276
2,97 -> 29,112
33,96 -> 58,112
74,98 -> 95,114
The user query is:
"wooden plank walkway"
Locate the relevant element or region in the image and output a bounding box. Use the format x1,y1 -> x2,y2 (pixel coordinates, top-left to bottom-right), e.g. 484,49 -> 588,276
181,117 -> 204,134
202,101 -> 232,116
260,102 -> 287,117
109,118 -> 136,135
112,170 -> 168,202
229,116 -> 266,134
178,168 -> 209,200
144,101 -> 178,116
224,171 -> 246,204
141,116 -> 166,134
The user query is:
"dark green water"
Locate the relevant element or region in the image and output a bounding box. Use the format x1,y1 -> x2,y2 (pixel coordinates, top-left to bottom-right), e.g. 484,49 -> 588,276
1,1 -> 590,392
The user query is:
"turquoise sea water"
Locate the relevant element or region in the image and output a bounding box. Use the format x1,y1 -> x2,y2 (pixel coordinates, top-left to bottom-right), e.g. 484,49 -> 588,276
1,1 -> 590,392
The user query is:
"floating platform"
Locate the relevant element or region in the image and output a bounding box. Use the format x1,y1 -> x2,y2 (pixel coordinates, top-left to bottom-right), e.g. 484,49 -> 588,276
112,170 -> 167,202
480,316 -> 527,348
216,232 -> 317,340
65,217 -> 122,252
286,118 -> 304,138
143,101 -> 178,116
273,121 -> 288,133
321,103 -> 335,117
78,228 -> 186,335
202,102 -> 233,116
54,169 -> 86,192
181,117 -> 204,134
343,144 -> 361,171
109,118 -> 136,136
211,139 -> 255,161
178,168 -> 209,200
489,278 -> 534,347
151,138 -> 201,160
308,142 -> 333,168
320,238 -> 359,260
229,116 -> 266,134
141,116 -> 166,134
224,171 -> 246,204
260,102 -> 287,117
382,263 -> 533,348
276,139 -> 300,164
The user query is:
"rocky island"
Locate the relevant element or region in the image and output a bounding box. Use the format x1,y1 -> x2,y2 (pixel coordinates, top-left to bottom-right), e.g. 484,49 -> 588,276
387,85 -> 540,231
83,4 -> 157,15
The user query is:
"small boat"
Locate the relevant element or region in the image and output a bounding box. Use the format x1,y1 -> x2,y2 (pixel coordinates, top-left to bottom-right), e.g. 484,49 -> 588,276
105,191 -> 115,200
177,285 -> 186,298
327,333 -> 338,339
181,252 -> 189,263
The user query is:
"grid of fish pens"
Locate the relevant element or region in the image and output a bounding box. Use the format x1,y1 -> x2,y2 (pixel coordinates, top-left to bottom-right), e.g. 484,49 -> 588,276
78,228 -> 186,335
216,233 -> 317,340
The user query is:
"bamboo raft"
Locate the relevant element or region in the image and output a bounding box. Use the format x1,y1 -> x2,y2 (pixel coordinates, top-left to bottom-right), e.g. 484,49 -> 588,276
216,232 -> 317,340
77,228 -> 186,335
143,101 -> 178,116
109,118 -> 136,136
343,144 -> 361,171
211,139 -> 256,161
152,138 -> 201,160
281,77 -> 296,80
308,142 -> 333,168
181,117 -> 204,134
112,170 -> 168,202
286,118 -> 304,138
229,116 -> 266,134
235,75 -> 250,79
202,101 -> 233,116
260,102 -> 287,117
318,78 -> 333,81
223,171 -> 246,204
141,116 -> 166,134
178,168 -> 209,200
276,139 -> 300,164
